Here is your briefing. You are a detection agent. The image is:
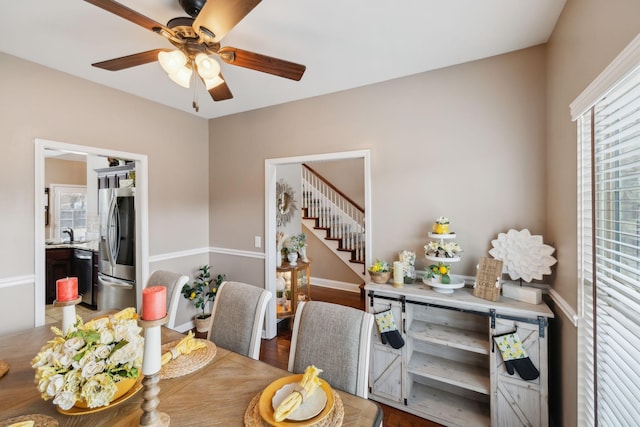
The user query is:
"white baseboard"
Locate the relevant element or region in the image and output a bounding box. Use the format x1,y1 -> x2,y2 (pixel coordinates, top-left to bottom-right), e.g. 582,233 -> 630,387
173,320 -> 195,334
0,275 -> 34,289
310,277 -> 361,293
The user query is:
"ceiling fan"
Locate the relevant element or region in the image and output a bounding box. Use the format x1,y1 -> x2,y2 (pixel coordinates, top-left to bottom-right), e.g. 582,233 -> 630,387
84,0 -> 306,111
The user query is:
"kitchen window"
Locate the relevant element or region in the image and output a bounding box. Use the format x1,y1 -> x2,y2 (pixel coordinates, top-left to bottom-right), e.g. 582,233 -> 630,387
48,184 -> 87,242
572,35 -> 640,426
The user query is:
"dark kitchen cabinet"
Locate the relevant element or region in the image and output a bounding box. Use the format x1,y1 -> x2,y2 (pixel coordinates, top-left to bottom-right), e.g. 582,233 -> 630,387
73,248 -> 96,309
45,248 -> 72,304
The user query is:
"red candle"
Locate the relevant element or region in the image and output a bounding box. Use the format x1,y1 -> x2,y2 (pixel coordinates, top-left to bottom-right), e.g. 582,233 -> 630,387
142,286 -> 167,320
56,277 -> 78,302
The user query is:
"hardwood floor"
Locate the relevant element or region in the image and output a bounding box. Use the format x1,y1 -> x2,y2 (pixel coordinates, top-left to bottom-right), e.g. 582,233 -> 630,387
259,285 -> 442,427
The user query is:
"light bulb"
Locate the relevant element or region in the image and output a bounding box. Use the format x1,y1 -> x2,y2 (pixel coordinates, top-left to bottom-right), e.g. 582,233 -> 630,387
195,53 -> 220,79
168,66 -> 192,88
158,50 -> 187,75
204,75 -> 224,90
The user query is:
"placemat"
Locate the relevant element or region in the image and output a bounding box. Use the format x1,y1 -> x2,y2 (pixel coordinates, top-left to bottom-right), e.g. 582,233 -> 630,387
244,389 -> 344,427
159,338 -> 216,380
0,360 -> 8,379
0,414 -> 59,427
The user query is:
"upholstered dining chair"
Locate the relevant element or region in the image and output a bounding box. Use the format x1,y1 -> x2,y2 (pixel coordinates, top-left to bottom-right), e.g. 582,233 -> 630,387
145,270 -> 189,331
206,281 -> 272,360
288,301 -> 375,398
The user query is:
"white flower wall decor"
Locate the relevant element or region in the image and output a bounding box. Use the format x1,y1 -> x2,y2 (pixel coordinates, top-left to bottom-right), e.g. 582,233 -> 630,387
488,229 -> 557,282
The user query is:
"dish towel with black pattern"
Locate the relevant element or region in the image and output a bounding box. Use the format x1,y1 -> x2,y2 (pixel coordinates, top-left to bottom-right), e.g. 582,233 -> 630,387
493,332 -> 539,381
374,309 -> 405,349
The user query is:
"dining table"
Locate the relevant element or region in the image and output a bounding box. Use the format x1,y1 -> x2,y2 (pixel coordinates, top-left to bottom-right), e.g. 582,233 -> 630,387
0,314 -> 382,426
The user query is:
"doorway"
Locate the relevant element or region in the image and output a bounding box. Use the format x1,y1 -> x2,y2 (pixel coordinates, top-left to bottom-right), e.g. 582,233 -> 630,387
34,138 -> 149,327
264,150 -> 372,339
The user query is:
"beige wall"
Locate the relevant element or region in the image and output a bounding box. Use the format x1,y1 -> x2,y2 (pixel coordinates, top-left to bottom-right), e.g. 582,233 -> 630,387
545,0 -> 640,425
45,158 -> 87,186
210,45 -> 548,279
0,53 -> 210,335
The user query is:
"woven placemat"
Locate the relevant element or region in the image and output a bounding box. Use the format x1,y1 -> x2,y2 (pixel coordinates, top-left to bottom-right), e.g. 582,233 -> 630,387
0,360 -> 8,379
244,389 -> 344,427
0,414 -> 59,427
159,338 -> 216,380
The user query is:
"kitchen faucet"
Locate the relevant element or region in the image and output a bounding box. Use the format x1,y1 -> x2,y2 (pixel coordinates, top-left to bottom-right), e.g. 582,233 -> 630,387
62,228 -> 74,242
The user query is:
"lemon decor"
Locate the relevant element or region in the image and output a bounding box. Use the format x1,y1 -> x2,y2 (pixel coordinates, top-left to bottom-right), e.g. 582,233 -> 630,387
273,365 -> 323,422
425,262 -> 451,284
368,259 -> 391,284
432,216 -> 450,234
31,308 -> 143,410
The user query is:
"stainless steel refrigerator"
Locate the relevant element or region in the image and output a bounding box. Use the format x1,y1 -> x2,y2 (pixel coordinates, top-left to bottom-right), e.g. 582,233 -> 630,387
97,187 -> 136,310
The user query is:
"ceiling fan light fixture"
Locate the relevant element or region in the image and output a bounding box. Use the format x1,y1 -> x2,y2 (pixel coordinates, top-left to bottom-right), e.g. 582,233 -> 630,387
168,66 -> 192,88
195,53 -> 220,79
204,75 -> 225,90
158,49 -> 187,75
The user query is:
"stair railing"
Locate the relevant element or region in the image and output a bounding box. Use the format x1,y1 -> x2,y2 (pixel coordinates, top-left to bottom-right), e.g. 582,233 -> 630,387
301,164 -> 365,263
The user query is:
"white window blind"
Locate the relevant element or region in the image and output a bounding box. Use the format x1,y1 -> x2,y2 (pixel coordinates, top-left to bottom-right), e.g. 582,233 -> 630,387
577,62 -> 640,426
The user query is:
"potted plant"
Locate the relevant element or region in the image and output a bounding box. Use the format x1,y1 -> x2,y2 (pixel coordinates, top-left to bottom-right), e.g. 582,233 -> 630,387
425,262 -> 451,284
283,233 -> 305,266
368,259 -> 392,284
181,265 -> 225,333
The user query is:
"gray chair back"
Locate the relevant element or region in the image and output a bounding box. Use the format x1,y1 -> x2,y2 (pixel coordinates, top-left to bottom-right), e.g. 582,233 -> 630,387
288,301 -> 374,398
207,281 -> 272,360
146,270 -> 189,330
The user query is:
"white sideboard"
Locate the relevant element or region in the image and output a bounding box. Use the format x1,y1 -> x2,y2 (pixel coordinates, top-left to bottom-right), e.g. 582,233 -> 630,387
365,282 -> 554,427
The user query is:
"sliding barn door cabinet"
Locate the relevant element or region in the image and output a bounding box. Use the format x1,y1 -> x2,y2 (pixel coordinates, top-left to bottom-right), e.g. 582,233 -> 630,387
366,283 -> 554,427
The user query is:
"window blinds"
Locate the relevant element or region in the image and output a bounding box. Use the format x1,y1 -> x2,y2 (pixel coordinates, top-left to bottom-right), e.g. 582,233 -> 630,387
577,64 -> 640,426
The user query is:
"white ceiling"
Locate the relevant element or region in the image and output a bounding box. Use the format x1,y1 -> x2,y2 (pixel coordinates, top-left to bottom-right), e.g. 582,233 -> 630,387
0,0 -> 565,119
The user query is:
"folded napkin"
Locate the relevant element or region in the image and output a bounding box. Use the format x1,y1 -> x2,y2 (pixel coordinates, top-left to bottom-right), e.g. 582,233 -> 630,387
8,422 -> 34,427
273,365 -> 323,422
161,331 -> 206,365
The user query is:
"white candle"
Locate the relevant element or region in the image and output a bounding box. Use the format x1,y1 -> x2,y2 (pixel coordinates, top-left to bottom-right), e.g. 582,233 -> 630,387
61,304 -> 76,335
393,261 -> 404,285
142,325 -> 162,375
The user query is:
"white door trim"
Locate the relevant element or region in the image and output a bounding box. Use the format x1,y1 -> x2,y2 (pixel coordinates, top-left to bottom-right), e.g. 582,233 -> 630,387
34,138 -> 149,326
264,150 -> 372,339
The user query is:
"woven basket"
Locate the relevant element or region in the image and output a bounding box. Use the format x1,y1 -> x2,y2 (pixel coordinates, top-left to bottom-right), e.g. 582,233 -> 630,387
369,271 -> 391,284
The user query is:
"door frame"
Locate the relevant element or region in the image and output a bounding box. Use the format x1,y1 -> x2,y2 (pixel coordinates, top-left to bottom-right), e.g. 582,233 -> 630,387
264,150 -> 372,339
34,138 -> 149,326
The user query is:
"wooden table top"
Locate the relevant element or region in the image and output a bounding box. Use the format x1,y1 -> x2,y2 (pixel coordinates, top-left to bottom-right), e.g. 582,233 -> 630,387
0,317 -> 382,426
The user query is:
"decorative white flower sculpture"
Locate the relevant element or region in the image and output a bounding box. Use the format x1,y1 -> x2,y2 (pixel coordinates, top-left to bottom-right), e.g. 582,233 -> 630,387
488,229 -> 557,282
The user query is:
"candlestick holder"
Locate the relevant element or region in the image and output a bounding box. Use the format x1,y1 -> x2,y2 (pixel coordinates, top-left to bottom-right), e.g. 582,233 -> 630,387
53,296 -> 82,334
138,315 -> 170,427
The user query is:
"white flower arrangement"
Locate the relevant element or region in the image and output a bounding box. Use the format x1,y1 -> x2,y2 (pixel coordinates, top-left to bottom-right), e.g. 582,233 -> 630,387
435,216 -> 450,225
424,241 -> 462,258
31,308 -> 143,410
399,250 -> 417,283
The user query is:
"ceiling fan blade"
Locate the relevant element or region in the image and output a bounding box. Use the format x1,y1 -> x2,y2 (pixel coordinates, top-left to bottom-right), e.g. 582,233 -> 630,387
84,0 -> 171,34
193,0 -> 262,43
201,73 -> 234,101
218,47 -> 306,81
92,49 -> 171,71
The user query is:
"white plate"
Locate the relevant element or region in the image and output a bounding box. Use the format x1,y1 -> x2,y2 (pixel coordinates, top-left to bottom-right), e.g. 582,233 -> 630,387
422,275 -> 466,294
427,232 -> 456,239
425,255 -> 461,263
271,382 -> 328,421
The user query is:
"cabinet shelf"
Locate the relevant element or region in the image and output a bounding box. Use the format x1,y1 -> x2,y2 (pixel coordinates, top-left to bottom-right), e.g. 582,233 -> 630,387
408,351 -> 490,395
408,319 -> 489,354
409,381 -> 490,427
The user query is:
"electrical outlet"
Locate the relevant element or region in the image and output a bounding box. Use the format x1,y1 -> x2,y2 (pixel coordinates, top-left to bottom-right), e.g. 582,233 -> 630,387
254,236 -> 261,248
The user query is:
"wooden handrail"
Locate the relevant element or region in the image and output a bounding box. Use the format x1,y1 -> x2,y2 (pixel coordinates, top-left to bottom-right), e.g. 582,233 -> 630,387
302,163 -> 364,213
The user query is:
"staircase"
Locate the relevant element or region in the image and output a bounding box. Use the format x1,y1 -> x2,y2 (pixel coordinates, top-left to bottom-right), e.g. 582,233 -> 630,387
301,164 -> 366,278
